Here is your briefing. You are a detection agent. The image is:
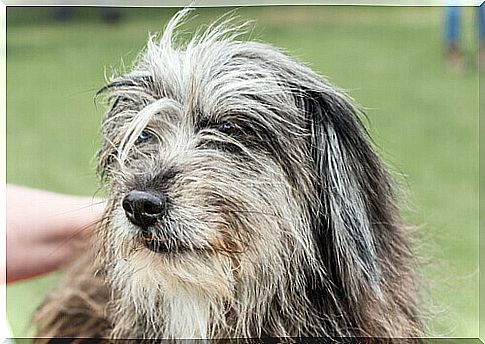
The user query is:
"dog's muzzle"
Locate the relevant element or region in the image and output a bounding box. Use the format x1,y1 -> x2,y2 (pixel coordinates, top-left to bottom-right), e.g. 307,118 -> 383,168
122,190 -> 190,254
122,190 -> 167,230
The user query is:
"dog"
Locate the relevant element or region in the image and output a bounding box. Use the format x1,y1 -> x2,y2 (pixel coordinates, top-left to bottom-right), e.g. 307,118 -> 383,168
35,9 -> 420,340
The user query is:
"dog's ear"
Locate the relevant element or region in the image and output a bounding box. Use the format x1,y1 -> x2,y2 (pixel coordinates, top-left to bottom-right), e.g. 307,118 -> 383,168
301,88 -> 394,301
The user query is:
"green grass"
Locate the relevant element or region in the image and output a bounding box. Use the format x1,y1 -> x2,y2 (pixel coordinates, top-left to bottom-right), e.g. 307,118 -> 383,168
6,6 -> 479,338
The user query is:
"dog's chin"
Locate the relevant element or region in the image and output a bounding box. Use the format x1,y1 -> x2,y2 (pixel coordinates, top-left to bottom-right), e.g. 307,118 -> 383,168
113,235 -> 236,300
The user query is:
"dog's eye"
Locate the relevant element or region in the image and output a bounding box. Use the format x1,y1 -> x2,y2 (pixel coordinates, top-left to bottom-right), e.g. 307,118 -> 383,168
216,121 -> 241,137
136,130 -> 153,144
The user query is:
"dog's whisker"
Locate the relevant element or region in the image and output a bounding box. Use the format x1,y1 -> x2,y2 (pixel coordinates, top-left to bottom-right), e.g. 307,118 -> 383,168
45,215 -> 110,259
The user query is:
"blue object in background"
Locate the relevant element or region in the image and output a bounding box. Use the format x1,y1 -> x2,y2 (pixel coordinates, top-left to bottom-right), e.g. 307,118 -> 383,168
445,4 -> 485,45
446,6 -> 461,45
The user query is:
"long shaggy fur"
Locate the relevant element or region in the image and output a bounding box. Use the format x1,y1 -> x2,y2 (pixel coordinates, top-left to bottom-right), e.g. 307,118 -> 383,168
35,9 -> 420,341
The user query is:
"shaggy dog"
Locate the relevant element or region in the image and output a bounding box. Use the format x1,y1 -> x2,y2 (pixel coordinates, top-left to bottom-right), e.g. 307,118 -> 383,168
35,9 -> 420,340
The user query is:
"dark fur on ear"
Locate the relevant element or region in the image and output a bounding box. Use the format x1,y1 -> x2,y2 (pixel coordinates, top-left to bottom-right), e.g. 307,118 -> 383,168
306,89 -> 384,298
301,87 -> 421,337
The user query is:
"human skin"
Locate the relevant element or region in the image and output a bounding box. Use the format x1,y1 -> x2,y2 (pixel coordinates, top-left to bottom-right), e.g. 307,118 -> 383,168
5,184 -> 105,284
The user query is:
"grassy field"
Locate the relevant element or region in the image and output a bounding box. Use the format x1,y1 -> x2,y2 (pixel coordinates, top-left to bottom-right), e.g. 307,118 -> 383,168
6,6 -> 479,338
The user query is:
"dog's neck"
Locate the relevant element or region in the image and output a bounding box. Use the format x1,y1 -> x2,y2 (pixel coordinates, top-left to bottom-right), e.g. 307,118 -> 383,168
163,288 -> 211,338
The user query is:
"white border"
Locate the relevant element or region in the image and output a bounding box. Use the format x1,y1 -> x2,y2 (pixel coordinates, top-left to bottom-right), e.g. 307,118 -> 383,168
2,0 -> 482,341
1,0 -> 485,7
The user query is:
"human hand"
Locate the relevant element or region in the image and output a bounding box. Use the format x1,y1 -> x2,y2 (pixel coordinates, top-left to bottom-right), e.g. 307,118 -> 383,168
5,184 -> 105,284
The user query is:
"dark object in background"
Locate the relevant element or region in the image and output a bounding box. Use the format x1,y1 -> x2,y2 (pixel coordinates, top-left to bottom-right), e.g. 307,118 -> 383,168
53,7 -> 74,22
54,6 -> 121,24
100,7 -> 121,24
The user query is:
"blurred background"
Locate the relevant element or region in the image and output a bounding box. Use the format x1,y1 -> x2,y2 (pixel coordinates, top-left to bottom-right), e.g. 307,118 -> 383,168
6,6 -> 479,338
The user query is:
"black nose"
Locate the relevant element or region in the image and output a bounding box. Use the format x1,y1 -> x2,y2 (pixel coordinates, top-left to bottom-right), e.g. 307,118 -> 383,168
122,190 -> 166,229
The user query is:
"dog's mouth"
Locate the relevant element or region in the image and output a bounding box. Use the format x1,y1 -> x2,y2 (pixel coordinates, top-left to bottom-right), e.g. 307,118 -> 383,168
142,237 -> 170,253
140,235 -> 197,254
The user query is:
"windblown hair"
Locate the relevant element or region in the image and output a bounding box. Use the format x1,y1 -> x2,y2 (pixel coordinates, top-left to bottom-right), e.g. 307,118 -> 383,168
35,9 -> 420,341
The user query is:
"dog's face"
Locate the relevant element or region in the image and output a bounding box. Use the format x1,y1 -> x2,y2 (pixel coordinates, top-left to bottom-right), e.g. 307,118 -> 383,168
95,11 -> 392,339
100,35 -> 318,266
102,45 -> 315,258
99,38 -> 321,338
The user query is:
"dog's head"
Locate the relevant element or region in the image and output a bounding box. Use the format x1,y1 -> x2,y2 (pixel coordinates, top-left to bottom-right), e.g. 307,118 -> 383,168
96,10 -> 402,339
